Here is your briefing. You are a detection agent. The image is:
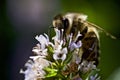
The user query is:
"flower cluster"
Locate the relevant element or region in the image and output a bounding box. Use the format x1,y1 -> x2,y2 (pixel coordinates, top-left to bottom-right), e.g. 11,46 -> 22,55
20,28 -> 100,80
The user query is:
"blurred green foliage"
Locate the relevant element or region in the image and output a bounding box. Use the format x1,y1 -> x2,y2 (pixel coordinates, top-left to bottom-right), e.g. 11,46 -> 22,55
107,67 -> 120,80
61,0 -> 120,80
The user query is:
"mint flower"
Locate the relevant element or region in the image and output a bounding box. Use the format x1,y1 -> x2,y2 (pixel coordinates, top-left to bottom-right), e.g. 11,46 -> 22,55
53,47 -> 67,61
78,60 -> 96,74
69,41 -> 82,51
68,32 -> 82,51
20,28 -> 100,80
35,33 -> 50,50
32,44 -> 48,57
20,57 -> 50,80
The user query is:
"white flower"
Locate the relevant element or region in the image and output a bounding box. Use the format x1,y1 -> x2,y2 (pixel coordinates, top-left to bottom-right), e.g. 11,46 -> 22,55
32,44 -> 41,54
71,49 -> 82,65
52,28 -> 61,41
20,60 -> 38,80
69,41 -> 82,51
32,44 -> 48,56
20,26 -> 100,80
35,33 -> 49,50
52,29 -> 62,48
68,32 -> 82,51
53,47 -> 68,61
78,60 -> 96,73
20,57 -> 50,80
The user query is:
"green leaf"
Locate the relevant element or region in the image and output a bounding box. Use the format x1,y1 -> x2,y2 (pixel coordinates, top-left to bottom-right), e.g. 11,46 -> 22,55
47,45 -> 54,54
46,45 -> 54,61
64,51 -> 73,64
44,67 -> 58,78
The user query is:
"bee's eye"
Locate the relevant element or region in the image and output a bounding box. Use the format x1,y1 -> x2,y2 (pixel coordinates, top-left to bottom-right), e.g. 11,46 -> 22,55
63,18 -> 69,29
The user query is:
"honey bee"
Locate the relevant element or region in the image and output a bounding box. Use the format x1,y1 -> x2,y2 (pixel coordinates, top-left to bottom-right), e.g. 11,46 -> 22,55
52,13 -> 116,66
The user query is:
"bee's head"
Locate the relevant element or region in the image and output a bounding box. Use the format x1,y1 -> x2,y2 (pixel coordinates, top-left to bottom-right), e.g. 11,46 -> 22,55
52,13 -> 88,37
52,14 -> 69,30
53,13 -> 88,29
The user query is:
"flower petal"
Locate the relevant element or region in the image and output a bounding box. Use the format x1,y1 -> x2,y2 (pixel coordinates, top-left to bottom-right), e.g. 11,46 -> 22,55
62,47 -> 68,54
61,54 -> 66,61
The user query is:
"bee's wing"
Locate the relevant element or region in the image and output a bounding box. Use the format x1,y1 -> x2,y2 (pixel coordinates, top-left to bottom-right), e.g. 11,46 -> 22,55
86,21 -> 117,39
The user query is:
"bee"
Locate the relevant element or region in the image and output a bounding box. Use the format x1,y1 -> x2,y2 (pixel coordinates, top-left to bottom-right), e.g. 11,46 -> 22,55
52,13 -> 116,66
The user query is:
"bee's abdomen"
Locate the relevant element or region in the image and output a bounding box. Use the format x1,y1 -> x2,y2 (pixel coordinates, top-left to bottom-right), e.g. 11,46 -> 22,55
81,31 -> 100,66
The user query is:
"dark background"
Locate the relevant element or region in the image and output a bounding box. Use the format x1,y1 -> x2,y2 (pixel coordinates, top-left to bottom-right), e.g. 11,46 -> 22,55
0,0 -> 120,80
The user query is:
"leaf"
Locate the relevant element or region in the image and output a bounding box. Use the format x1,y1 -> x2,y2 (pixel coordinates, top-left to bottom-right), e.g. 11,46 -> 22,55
64,51 -> 73,64
44,67 -> 58,78
46,46 -> 54,61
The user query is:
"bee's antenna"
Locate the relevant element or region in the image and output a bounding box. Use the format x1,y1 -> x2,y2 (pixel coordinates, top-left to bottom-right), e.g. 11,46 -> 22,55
86,21 -> 117,39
